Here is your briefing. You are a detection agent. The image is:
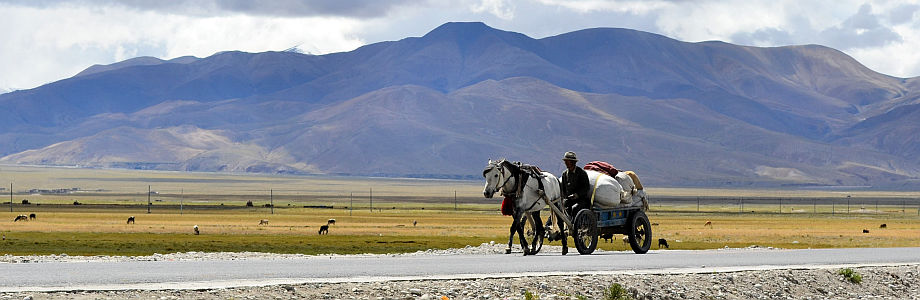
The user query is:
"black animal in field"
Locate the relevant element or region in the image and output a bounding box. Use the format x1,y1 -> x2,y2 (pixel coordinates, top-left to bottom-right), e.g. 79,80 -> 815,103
601,233 -> 613,243
13,215 -> 28,222
127,216 -> 135,224
29,213 -> 36,220
318,225 -> 329,235
658,238 -> 670,249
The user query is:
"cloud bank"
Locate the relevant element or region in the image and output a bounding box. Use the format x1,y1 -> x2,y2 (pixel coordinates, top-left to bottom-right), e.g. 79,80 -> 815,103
2,0 -> 919,90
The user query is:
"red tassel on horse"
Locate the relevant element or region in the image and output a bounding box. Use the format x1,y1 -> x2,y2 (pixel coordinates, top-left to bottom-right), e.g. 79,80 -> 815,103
501,196 -> 514,216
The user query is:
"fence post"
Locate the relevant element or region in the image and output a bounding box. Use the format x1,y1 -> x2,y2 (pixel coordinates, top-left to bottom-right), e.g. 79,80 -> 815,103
813,198 -> 816,214
270,189 -> 274,215
779,197 -> 782,214
697,197 -> 700,212
740,197 -> 743,213
147,185 -> 151,214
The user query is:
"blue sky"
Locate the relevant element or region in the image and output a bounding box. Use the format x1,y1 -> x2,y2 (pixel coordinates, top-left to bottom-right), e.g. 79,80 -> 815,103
2,0 -> 919,90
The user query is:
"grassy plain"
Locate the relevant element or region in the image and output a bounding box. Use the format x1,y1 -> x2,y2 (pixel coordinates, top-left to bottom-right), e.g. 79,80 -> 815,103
1,165 -> 919,255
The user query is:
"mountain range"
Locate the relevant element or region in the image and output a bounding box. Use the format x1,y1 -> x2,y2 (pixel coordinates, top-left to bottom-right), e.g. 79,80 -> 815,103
2,22 -> 919,188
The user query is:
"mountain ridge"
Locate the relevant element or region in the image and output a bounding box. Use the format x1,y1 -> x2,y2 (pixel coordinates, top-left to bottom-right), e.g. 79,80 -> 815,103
1,22 -> 919,187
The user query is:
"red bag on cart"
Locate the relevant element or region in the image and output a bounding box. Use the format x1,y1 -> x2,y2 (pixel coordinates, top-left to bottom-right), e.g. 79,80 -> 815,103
584,161 -> 619,177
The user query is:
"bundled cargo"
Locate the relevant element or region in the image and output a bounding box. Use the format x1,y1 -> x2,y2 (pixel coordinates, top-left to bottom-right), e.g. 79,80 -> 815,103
586,169 -> 648,210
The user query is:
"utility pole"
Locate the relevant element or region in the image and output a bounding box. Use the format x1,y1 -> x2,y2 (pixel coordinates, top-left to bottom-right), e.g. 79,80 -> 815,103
454,190 -> 457,211
369,188 -> 373,212
270,189 -> 274,215
9,183 -> 12,213
180,188 -> 184,215
147,185 -> 151,214
350,192 -> 353,216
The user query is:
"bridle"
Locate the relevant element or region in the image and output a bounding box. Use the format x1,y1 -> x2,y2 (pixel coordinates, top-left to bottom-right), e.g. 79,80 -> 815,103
485,160 -> 515,197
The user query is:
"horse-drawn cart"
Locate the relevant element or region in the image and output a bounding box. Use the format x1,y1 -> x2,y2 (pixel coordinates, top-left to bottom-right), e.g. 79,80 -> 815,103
522,201 -> 652,255
570,206 -> 652,254
483,159 -> 651,255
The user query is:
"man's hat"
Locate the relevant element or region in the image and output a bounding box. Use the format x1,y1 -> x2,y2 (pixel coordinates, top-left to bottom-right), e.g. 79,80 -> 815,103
563,151 -> 578,161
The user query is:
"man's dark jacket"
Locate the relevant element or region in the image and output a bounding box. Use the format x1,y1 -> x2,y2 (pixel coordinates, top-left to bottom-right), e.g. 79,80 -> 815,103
562,166 -> 590,207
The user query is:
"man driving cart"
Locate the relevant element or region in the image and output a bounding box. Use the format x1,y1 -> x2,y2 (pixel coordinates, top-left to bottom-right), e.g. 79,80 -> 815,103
561,151 -> 590,218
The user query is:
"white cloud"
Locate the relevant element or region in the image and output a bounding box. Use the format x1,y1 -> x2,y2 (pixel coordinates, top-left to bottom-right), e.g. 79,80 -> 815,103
471,0 -> 515,20
535,0 -> 673,15
0,3 -> 365,89
3,0 -> 920,90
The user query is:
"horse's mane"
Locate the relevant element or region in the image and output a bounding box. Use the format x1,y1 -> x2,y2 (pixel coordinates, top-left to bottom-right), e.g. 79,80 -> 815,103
502,160 -> 522,174
483,158 -> 535,177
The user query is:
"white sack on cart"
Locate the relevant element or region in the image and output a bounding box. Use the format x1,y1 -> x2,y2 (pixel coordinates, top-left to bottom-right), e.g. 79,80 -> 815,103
587,170 -> 648,210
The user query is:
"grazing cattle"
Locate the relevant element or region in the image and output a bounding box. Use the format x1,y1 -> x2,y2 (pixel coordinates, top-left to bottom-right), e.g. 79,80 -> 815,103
862,229 -> 870,233
327,219 -> 336,225
601,233 -> 613,243
29,213 -> 36,220
193,225 -> 200,235
13,215 -> 28,222
318,225 -> 329,235
127,216 -> 135,224
413,220 -> 417,227
651,223 -> 659,226
880,223 -> 887,228
704,221 -> 713,228
259,219 -> 269,225
658,238 -> 670,249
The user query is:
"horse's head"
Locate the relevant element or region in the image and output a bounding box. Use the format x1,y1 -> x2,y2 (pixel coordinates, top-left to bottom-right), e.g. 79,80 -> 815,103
482,159 -> 509,198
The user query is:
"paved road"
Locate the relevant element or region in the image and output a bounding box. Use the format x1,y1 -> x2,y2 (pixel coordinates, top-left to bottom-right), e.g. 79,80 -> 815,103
2,247 -> 919,292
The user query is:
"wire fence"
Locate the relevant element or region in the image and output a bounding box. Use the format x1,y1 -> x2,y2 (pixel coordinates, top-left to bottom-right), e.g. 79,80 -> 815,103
4,184 -> 920,217
650,196 -> 920,216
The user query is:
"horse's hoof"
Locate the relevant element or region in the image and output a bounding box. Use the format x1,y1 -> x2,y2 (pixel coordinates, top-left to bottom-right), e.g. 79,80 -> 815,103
505,248 -> 512,254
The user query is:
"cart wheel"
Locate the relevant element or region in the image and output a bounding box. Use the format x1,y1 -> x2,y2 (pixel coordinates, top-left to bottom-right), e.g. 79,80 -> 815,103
628,210 -> 652,254
573,209 -> 598,255
523,215 -> 543,254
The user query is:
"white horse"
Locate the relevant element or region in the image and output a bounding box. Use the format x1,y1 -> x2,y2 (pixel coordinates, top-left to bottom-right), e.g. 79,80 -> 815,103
483,159 -> 564,255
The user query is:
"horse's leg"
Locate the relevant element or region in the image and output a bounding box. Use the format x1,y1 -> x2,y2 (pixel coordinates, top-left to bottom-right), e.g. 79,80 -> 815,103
506,216 -> 516,254
515,212 -> 531,256
531,211 -> 543,251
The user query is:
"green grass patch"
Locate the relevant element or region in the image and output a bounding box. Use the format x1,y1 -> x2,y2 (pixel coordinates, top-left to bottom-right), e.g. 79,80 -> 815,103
838,268 -> 862,284
0,232 -> 504,256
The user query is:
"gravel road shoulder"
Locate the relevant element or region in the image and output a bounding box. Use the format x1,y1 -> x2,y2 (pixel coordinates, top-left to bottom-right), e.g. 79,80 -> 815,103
2,243 -> 918,299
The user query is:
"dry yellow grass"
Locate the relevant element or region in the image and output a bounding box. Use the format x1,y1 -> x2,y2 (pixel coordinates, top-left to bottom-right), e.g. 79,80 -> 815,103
1,165 -> 919,255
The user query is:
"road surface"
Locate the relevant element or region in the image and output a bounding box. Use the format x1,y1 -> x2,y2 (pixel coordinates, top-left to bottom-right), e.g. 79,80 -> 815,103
2,247 -> 919,292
